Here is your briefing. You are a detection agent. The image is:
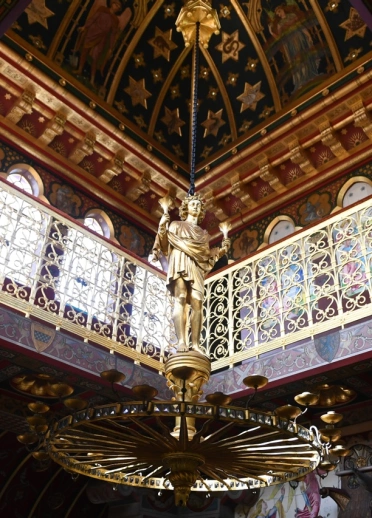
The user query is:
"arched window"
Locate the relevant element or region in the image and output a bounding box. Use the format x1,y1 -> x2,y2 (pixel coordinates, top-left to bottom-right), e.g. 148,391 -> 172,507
0,166 -> 49,287
7,172 -> 33,194
267,217 -> 296,245
338,177 -> 372,208
3,164 -> 46,200
83,209 -> 115,239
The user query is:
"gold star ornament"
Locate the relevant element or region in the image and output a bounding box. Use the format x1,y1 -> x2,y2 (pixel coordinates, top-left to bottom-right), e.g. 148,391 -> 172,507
124,77 -> 152,108
25,0 -> 54,29
339,8 -> 367,41
216,30 -> 245,63
149,27 -> 178,61
237,81 -> 265,112
161,107 -> 185,136
201,109 -> 226,137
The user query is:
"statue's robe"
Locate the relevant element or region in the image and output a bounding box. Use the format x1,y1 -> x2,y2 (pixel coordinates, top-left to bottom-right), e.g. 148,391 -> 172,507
153,220 -> 219,299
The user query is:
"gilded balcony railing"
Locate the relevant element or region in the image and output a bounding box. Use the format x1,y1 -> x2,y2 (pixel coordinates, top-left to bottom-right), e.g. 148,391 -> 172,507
0,180 -> 173,371
1,179 -> 372,372
203,197 -> 372,370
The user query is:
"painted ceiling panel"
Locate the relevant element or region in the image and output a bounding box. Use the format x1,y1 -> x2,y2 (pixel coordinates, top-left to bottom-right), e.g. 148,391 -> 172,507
7,0 -> 372,178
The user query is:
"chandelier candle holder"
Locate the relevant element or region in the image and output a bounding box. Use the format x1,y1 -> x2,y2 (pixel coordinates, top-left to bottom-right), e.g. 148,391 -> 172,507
294,388 -> 353,472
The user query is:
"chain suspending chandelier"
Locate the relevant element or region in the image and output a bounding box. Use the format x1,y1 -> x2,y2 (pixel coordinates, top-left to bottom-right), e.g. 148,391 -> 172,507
18,0 -> 349,507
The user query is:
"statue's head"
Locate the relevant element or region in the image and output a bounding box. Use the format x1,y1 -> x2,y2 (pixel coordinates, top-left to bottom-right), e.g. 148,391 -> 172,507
179,194 -> 206,224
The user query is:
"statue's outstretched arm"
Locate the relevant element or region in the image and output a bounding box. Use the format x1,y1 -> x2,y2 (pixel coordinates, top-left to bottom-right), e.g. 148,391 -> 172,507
152,213 -> 170,261
218,237 -> 231,258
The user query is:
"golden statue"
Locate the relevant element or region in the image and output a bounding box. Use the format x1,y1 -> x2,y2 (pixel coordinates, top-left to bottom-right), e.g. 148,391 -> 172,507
153,194 -> 230,354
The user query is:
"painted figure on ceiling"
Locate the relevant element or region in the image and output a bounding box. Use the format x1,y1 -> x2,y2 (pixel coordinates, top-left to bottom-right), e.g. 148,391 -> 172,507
265,1 -> 330,96
268,3 -> 319,92
152,194 -> 230,354
73,0 -> 131,86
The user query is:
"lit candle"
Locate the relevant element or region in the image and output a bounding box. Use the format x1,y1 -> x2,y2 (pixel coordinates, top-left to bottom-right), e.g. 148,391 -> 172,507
159,195 -> 174,214
158,195 -> 174,229
219,221 -> 231,239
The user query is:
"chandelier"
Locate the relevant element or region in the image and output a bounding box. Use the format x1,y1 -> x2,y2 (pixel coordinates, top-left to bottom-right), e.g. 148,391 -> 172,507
17,366 -> 351,506
43,358 -> 324,506
16,0 -> 348,508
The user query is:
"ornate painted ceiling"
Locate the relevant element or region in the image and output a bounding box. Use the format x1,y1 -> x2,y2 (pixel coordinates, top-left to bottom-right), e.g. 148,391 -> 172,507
0,0 -> 371,239
6,0 -> 372,175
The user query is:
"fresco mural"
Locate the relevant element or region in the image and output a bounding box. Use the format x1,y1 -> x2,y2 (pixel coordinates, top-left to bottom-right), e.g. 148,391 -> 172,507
298,192 -> 332,227
265,1 -> 331,97
70,0 -> 132,88
234,472 -> 338,518
233,229 -> 259,258
50,183 -> 83,218
119,223 -> 147,256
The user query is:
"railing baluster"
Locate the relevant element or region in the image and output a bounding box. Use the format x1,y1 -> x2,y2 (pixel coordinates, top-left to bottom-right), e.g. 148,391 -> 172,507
28,213 -> 53,310
227,270 -> 234,360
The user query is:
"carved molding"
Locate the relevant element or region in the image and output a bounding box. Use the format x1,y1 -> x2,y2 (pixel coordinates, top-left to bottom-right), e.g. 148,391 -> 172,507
230,173 -> 256,209
6,89 -> 34,124
39,112 -> 66,145
69,131 -> 96,164
288,138 -> 315,175
259,159 -> 285,192
98,152 -> 125,183
203,190 -> 227,221
126,170 -> 152,201
319,121 -> 347,157
351,99 -> 372,140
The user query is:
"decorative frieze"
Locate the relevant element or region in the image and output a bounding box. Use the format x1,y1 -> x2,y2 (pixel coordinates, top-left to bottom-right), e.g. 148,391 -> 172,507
230,173 -> 256,209
351,99 -> 372,140
288,138 -> 315,175
259,159 -> 285,192
126,170 -> 152,201
203,190 -> 227,220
